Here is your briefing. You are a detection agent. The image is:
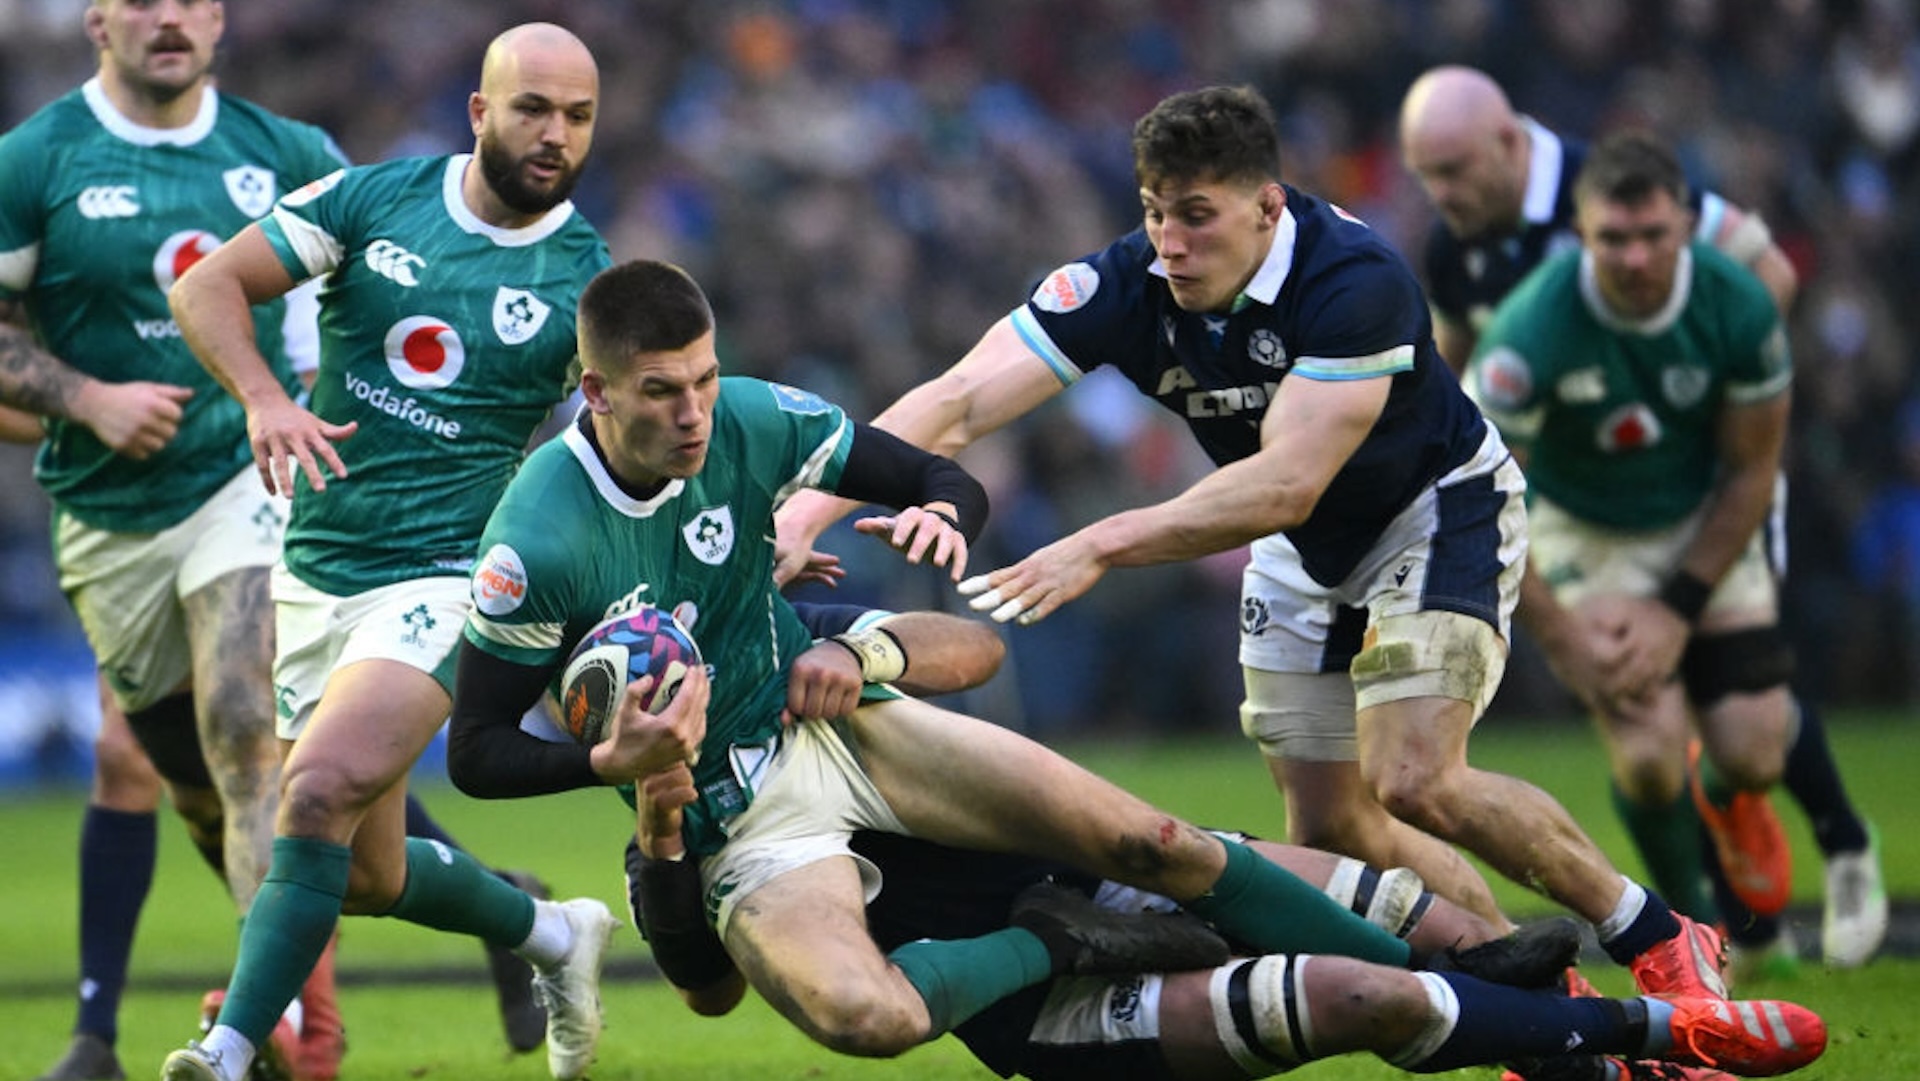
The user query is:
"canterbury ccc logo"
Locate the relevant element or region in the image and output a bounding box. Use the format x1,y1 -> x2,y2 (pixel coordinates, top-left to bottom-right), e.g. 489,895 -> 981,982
78,185 -> 140,219
384,315 -> 465,389
152,230 -> 222,293
365,238 -> 425,287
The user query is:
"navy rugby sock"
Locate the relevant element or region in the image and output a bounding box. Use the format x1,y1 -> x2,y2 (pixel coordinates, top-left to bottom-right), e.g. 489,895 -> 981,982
1780,697 -> 1869,855
74,806 -> 156,1043
1609,783 -> 1714,922
1404,972 -> 1648,1071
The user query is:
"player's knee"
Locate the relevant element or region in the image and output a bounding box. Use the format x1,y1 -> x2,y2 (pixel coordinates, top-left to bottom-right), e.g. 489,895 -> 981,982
92,721 -> 164,805
1361,755 -> 1458,835
279,760 -> 380,836
795,992 -> 921,1058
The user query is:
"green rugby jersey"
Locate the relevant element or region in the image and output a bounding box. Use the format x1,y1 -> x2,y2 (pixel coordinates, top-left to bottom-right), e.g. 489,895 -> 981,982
0,79 -> 344,532
260,154 -> 611,593
1467,242 -> 1790,531
465,378 -> 855,856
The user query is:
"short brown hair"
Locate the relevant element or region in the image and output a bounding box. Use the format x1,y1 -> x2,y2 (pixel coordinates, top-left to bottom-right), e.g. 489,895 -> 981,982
1132,85 -> 1281,191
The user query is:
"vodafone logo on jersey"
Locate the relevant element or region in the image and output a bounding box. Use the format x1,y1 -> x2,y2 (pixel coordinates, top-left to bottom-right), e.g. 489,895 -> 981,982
383,316 -> 466,389
152,230 -> 222,294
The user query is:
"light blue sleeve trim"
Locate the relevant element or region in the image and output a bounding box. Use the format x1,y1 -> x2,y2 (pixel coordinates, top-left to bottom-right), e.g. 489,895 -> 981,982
1009,307 -> 1084,387
1696,192 -> 1728,242
1289,344 -> 1415,382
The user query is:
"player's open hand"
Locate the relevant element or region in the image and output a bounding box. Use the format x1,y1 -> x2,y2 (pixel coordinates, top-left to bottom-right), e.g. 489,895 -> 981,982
773,541 -> 845,592
593,663 -> 710,783
957,532 -> 1105,625
247,395 -> 357,496
784,640 -> 864,723
72,379 -> 193,460
853,503 -> 969,581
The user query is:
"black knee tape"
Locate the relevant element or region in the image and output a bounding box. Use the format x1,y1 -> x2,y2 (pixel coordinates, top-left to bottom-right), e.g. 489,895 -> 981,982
126,694 -> 210,788
1681,627 -> 1794,707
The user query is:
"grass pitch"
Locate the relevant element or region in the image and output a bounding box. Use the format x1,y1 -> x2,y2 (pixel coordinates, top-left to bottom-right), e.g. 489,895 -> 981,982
4,712 -> 1917,1080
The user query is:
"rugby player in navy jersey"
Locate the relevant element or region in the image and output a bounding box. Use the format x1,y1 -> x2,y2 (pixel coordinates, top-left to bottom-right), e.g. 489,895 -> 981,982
1400,65 -> 1886,977
774,84 -> 1734,1007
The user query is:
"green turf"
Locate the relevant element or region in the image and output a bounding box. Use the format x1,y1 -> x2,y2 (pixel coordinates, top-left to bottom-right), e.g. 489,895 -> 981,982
4,712 -> 1917,1079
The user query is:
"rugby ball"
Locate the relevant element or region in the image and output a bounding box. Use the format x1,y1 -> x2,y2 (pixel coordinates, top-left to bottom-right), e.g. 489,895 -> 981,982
558,607 -> 703,745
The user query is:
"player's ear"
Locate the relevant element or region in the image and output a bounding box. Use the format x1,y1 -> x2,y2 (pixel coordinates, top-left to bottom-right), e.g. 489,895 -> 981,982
579,368 -> 611,414
468,91 -> 488,137
83,4 -> 108,49
1258,182 -> 1285,226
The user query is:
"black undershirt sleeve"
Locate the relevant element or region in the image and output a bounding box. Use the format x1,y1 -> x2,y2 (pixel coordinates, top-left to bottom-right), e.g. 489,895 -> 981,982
833,420 -> 989,542
446,638 -> 601,798
624,840 -> 738,990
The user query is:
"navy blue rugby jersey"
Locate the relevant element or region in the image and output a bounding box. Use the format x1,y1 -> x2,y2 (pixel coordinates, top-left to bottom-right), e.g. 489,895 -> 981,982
1011,185 -> 1487,587
1422,120 -> 1735,337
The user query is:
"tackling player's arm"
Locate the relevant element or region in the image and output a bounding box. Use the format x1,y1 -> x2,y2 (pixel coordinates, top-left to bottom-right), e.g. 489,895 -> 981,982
0,308 -> 192,458
774,315 -> 1062,584
961,369 -> 1387,625
169,223 -> 356,495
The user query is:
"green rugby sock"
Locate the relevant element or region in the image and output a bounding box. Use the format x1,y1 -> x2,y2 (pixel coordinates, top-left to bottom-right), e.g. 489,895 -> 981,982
1611,783 -> 1714,921
380,837 -> 537,947
219,837 -> 350,1046
1184,837 -> 1412,965
889,928 -> 1055,1035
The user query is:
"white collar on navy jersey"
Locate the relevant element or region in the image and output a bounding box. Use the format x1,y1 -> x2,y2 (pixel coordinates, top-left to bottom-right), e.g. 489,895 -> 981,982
83,75 -> 217,147
1518,116 -> 1564,227
1146,204 -> 1298,312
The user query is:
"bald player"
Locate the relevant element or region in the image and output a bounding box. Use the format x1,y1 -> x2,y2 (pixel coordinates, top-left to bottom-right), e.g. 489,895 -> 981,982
1400,66 -> 1887,978
161,23 -> 618,1081
1399,65 -> 1795,375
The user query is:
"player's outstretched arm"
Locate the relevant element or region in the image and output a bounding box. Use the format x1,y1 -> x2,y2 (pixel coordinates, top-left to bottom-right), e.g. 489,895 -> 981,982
774,317 -> 1061,586
170,223 -> 356,495
961,373 -> 1389,625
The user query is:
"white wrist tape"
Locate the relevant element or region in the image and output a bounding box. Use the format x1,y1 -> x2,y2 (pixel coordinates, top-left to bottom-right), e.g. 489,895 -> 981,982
830,626 -> 907,683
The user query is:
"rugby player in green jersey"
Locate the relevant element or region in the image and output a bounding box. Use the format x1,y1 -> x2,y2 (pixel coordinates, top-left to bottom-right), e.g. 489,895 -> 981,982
0,0 -> 348,1075
161,23 -> 614,1081
1467,131 -> 1887,994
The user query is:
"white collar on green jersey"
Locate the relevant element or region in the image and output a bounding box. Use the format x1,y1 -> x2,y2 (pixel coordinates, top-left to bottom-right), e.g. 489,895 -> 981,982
1578,245 -> 1694,337
442,154 -> 578,247
562,420 -> 685,518
82,76 -> 216,147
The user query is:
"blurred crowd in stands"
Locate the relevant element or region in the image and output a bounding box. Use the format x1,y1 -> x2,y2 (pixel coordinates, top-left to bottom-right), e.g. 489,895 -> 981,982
3,0 -> 1919,733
